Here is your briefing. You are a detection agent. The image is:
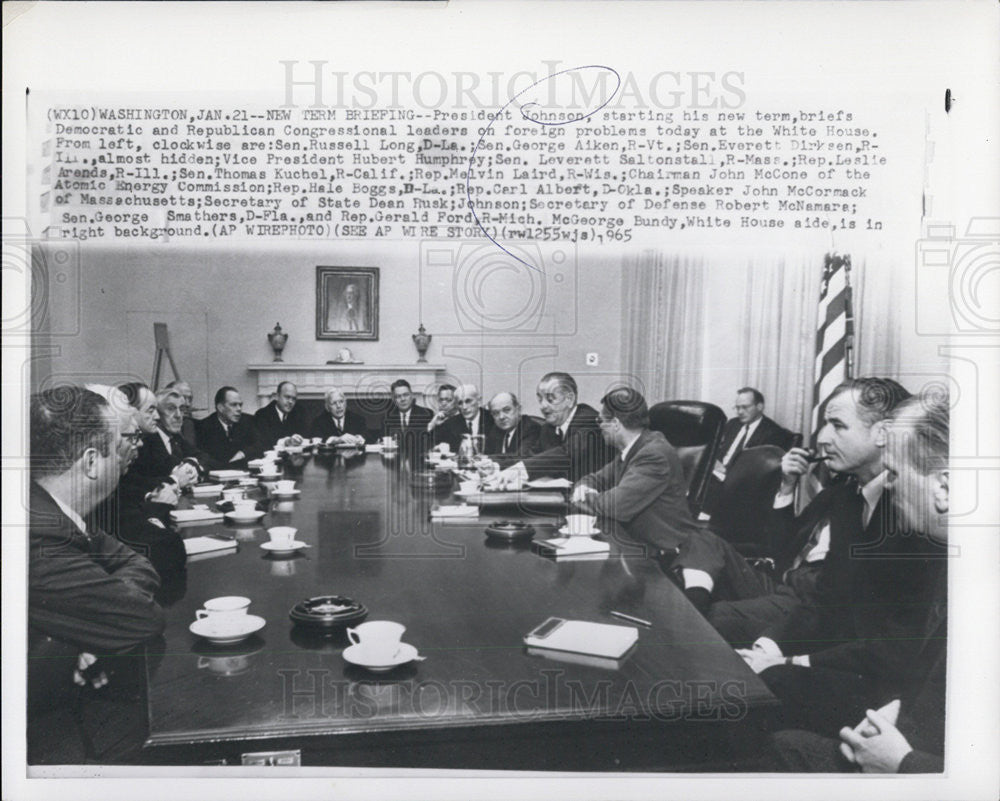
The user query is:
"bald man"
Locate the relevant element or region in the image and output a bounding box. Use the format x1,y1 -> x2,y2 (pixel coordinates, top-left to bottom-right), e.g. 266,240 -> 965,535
484,392 -> 541,459
309,388 -> 367,445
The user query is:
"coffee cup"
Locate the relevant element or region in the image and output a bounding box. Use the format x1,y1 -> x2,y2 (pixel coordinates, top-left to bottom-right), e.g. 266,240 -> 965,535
195,595 -> 251,621
382,435 -> 398,449
458,479 -> 479,494
232,499 -> 257,511
346,620 -> 405,663
267,526 -> 297,547
263,450 -> 278,459
564,514 -> 598,535
274,479 -> 296,493
221,488 -> 245,502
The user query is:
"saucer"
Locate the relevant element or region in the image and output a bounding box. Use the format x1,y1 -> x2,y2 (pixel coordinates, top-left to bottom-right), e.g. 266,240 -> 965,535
189,614 -> 266,644
224,510 -> 266,523
256,472 -> 282,481
270,489 -> 301,499
260,540 -> 308,554
557,526 -> 602,537
342,642 -> 421,672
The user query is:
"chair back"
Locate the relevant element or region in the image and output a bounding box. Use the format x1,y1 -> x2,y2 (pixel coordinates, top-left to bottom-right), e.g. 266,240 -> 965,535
648,400 -> 726,516
709,445 -> 786,548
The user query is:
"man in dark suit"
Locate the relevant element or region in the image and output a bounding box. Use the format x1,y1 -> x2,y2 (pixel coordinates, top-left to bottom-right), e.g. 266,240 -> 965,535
693,379 -> 940,742
195,386 -> 262,468
713,387 -> 794,478
164,379 -> 197,445
28,386 -> 166,762
702,388 -> 794,518
489,372 -> 614,484
310,387 -> 367,445
484,392 -> 541,459
572,388 -> 706,553
381,379 -> 434,453
437,384 -> 496,453
253,381 -> 311,449
427,384 -> 459,444
673,379 -> 921,645
769,391 -> 949,772
119,385 -> 206,499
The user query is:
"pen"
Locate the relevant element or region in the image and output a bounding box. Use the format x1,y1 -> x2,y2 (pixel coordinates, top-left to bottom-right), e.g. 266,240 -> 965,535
610,610 -> 652,627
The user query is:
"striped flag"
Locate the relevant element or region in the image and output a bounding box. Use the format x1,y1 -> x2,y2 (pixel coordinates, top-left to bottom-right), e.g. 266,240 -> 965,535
804,253 -> 855,497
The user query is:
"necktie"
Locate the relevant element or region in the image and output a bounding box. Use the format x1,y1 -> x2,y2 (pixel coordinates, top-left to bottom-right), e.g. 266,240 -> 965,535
166,435 -> 176,456
223,422 -> 232,441
335,417 -> 344,433
725,424 -> 750,466
402,411 -> 409,429
503,431 -> 513,454
467,418 -> 474,434
555,427 -> 564,443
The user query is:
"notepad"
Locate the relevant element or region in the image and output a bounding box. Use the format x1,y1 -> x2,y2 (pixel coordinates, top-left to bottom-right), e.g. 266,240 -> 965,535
535,536 -> 610,557
183,536 -> 237,557
430,505 -> 479,519
208,469 -> 251,481
524,477 -> 573,490
170,509 -> 225,524
523,618 -> 638,659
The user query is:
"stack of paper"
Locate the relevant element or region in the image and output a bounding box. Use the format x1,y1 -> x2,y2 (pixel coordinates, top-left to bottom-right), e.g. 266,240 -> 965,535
170,508 -> 225,524
430,505 -> 479,519
183,536 -> 237,560
523,618 -> 638,659
535,536 -> 610,559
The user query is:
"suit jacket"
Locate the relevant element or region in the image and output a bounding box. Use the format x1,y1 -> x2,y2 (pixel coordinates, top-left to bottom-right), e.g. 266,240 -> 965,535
896,566 -> 946,772
29,482 -> 165,653
309,408 -> 367,441
381,404 -> 434,456
485,416 -> 542,459
762,484 -> 942,690
579,429 -> 706,552
122,426 -> 216,500
520,403 -> 615,482
89,489 -> 187,577
718,415 -> 794,462
253,400 -> 312,449
382,404 -> 434,435
437,408 -> 497,452
195,414 -> 262,467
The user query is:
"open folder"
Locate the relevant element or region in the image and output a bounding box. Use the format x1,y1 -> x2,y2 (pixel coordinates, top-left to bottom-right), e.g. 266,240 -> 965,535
523,617 -> 638,659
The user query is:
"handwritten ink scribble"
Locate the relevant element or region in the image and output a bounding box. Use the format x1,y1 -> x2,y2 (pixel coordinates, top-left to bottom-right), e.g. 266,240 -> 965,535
466,65 -> 622,271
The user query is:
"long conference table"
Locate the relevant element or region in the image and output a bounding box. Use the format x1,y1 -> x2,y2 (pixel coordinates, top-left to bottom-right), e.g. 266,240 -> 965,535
144,447 -> 778,770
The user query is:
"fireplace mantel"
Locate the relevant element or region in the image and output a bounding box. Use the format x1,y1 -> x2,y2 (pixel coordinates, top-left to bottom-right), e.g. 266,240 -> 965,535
246,363 -> 449,404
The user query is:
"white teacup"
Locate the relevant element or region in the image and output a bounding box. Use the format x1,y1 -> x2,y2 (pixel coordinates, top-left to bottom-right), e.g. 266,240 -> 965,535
221,488 -> 245,502
458,480 -> 479,494
263,450 -> 278,459
274,479 -> 296,493
196,596 -> 250,622
232,499 -> 257,511
347,620 -> 406,663
382,435 -> 398,449
564,514 -> 598,535
267,526 -> 297,547
435,442 -> 451,455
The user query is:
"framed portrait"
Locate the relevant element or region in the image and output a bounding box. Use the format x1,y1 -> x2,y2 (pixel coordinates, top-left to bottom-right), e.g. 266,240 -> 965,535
316,266 -> 380,340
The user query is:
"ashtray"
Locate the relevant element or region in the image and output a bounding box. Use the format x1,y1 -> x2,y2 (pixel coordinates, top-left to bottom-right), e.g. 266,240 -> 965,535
484,520 -> 536,542
289,595 -> 368,633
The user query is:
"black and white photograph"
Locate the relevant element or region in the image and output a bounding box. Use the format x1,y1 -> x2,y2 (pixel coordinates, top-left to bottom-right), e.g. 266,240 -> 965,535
3,2 -> 998,801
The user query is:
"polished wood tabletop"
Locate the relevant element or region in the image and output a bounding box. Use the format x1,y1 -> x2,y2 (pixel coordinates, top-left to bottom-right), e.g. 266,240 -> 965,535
145,448 -> 776,769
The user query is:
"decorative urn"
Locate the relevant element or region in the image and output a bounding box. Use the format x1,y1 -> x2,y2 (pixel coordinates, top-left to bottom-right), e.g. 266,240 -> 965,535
267,323 -> 288,362
412,324 -> 431,363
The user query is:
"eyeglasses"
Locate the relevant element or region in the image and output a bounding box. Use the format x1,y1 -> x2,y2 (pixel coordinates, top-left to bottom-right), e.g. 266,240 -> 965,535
121,430 -> 145,443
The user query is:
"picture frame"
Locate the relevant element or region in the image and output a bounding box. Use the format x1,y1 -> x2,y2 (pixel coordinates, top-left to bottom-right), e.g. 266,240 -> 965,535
316,266 -> 380,340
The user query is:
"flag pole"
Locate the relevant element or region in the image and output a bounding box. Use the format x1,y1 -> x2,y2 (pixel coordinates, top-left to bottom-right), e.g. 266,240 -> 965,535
843,255 -> 855,379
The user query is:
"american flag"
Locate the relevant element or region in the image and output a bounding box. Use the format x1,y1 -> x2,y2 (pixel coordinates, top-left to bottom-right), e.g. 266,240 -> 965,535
806,253 -> 855,494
